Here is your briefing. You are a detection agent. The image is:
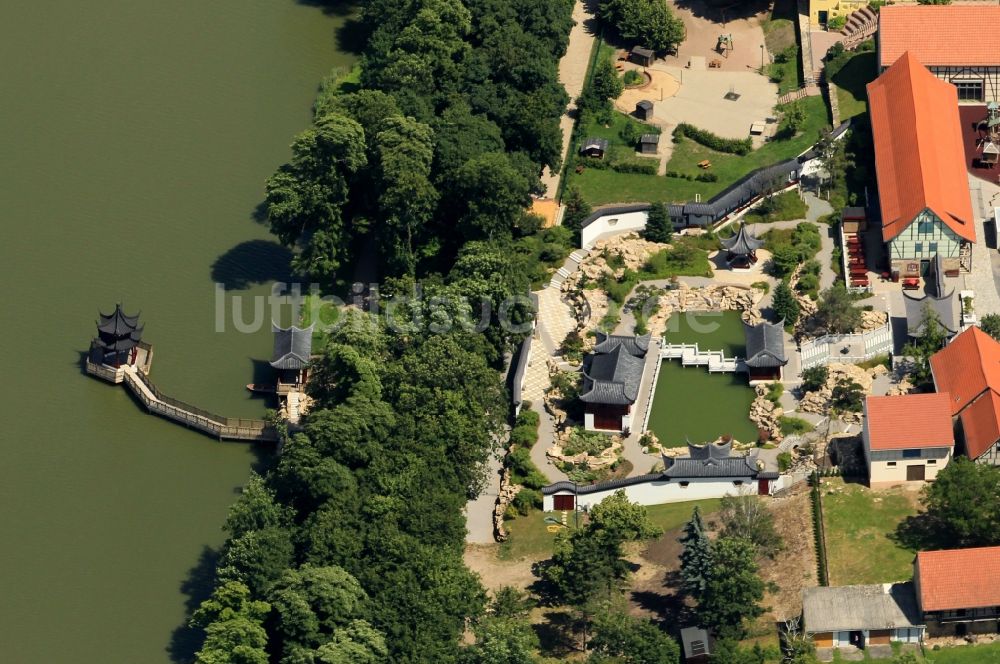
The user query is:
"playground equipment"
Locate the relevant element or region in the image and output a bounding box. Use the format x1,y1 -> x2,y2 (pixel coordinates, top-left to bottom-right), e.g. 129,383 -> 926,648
977,102 -> 1000,168
716,33 -> 733,58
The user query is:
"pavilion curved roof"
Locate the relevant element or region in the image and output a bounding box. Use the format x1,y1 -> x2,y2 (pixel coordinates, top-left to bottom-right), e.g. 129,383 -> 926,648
97,303 -> 141,337
270,324 -> 314,370
720,224 -> 764,255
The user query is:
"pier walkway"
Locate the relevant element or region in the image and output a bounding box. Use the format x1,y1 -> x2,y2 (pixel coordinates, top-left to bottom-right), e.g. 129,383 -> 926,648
86,359 -> 277,443
660,343 -> 745,374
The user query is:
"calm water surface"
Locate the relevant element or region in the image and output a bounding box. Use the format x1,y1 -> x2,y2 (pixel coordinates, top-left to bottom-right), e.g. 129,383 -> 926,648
0,2 -> 353,661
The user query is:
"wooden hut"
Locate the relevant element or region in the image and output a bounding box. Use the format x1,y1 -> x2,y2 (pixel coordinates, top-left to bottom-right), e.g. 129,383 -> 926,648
639,133 -> 659,154
630,46 -> 654,67
580,137 -> 609,159
635,99 -> 654,121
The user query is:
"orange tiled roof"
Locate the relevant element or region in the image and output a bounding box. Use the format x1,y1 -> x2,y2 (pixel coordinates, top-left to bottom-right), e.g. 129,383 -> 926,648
880,6 -> 1000,69
958,391 -> 1000,461
866,52 -> 975,244
916,546 -> 1000,612
865,393 -> 954,450
930,327 -> 1000,416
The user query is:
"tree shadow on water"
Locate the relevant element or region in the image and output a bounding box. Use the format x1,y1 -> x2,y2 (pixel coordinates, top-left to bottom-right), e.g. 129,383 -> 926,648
211,240 -> 293,291
167,546 -> 221,663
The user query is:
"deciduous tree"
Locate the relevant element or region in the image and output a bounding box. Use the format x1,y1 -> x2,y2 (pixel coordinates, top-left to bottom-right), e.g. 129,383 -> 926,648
697,537 -> 765,637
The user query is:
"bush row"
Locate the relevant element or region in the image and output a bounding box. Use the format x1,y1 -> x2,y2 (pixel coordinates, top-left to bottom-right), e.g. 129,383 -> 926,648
673,123 -> 752,155
810,473 -> 830,586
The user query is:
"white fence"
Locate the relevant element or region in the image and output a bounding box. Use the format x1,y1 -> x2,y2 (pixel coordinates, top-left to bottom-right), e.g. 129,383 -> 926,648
799,322 -> 893,370
660,343 -> 743,373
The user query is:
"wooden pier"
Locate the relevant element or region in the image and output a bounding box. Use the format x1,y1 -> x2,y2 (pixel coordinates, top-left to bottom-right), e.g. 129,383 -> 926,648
86,345 -> 277,443
660,342 -> 746,373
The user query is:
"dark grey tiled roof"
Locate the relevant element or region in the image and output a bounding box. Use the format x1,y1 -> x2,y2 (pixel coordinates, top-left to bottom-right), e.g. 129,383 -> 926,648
720,224 -> 764,255
580,344 -> 646,405
270,324 -> 314,370
542,443 -> 774,495
592,332 -> 650,356
904,290 -> 960,337
637,100 -> 654,110
97,304 -> 141,336
803,583 -> 922,633
744,320 -> 787,368
640,133 -> 660,144
581,137 -> 608,153
632,46 -> 654,57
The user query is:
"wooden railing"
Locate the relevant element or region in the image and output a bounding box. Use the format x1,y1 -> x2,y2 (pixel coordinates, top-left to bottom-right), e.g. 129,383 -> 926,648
123,367 -> 276,442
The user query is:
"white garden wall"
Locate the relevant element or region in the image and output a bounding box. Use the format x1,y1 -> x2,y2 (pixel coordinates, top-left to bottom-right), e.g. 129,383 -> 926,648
581,211 -> 649,250
542,475 -> 766,511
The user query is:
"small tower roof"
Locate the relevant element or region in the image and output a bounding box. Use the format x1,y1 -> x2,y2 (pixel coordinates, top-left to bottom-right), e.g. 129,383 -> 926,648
720,224 -> 764,255
270,324 -> 314,370
95,303 -> 143,353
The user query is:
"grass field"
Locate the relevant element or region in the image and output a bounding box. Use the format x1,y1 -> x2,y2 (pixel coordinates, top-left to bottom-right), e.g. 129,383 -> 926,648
831,51 -> 877,121
821,479 -> 919,585
743,189 -> 807,223
500,498 -> 722,561
570,95 -> 829,205
924,642 -> 1000,663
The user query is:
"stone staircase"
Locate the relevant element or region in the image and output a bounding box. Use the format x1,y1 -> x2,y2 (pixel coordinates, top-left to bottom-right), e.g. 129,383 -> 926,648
547,248 -> 589,289
840,6 -> 877,50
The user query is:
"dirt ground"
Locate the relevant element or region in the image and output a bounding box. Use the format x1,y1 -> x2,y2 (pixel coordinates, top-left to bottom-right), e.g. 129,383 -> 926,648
625,484 -> 816,625
667,0 -> 771,73
464,544 -> 541,593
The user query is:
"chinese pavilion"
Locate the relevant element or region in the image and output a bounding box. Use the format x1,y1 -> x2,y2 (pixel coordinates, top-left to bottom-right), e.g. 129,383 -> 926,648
89,304 -> 143,368
720,224 -> 764,268
580,332 -> 650,433
270,324 -> 314,390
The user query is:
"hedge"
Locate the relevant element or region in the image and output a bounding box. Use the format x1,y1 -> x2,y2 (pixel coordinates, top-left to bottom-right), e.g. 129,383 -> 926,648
673,123 -> 753,155
810,472 -> 830,586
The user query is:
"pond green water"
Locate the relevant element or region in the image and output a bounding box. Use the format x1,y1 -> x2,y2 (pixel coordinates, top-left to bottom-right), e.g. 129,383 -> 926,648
647,361 -> 759,447
0,2 -> 354,661
662,309 -> 747,357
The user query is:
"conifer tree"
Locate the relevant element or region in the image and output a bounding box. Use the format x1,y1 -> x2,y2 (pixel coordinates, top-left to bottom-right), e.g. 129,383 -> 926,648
678,506 -> 713,600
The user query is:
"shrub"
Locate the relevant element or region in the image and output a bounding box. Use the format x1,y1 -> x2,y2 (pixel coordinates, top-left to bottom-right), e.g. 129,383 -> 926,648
562,428 -> 613,456
672,123 -> 753,155
765,382 -> 784,404
508,448 -> 548,490
695,172 -> 718,182
777,451 -> 793,472
827,15 -> 846,31
512,489 -> 542,515
751,280 -> 770,293
622,69 -> 643,86
796,272 -> 819,295
779,416 -> 812,436
801,365 -> 829,393
612,160 -> 658,175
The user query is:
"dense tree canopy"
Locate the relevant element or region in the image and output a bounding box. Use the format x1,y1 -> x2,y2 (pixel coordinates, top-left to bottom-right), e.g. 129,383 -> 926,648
598,0 -> 684,53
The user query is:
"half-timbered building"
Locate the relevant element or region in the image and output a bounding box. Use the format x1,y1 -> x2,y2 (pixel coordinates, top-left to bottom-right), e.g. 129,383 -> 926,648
879,6 -> 1000,103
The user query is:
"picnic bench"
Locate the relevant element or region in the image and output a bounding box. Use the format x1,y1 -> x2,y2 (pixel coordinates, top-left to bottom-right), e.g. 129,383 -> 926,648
697,160 -> 712,169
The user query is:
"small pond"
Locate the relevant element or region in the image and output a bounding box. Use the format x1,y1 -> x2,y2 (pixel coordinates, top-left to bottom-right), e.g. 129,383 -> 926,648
648,310 -> 758,447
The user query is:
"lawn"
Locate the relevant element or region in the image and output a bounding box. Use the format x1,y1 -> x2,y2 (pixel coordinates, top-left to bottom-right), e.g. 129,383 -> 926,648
501,498 -> 722,561
923,642 -> 1000,663
570,96 -> 830,205
830,51 -> 877,121
743,190 -> 807,223
821,479 -> 919,585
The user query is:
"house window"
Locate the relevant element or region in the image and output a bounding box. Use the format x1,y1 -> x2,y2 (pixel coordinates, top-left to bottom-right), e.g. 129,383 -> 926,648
680,481 -> 689,488
915,242 -> 924,253
954,80 -> 984,102
608,218 -> 619,226
903,449 -> 921,459
887,461 -> 897,467
929,242 -> 938,253
918,220 -> 934,234
928,459 -> 937,465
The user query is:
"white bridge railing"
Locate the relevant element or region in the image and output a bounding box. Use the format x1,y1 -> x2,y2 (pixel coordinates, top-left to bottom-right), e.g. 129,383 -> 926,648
660,342 -> 745,374
799,322 -> 893,370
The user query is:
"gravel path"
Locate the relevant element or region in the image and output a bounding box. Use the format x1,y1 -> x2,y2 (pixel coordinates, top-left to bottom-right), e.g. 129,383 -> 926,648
540,0 -> 599,198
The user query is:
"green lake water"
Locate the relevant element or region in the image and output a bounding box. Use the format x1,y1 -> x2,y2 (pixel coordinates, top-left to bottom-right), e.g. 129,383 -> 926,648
650,311 -> 757,447
661,309 -> 747,356
0,2 -> 354,661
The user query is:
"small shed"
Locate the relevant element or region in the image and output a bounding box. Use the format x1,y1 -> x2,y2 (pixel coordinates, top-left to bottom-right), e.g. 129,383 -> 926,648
579,137 -> 609,159
680,626 -> 712,663
635,99 -> 654,121
639,133 -> 660,154
630,46 -> 654,67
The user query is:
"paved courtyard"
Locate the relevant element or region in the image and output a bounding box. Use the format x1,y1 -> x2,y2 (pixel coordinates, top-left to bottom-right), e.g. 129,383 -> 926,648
648,64 -> 778,140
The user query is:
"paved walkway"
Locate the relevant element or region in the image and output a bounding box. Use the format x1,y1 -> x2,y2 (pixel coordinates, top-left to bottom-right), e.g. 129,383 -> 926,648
465,452 -> 504,543
965,176 -> 1000,317
540,0 -> 599,198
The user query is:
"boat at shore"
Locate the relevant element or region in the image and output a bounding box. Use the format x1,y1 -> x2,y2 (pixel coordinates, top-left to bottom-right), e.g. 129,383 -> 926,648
246,383 -> 276,394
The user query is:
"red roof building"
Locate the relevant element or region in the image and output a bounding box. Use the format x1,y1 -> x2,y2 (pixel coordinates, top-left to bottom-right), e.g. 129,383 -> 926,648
863,394 -> 954,488
879,6 -> 1000,71
914,546 -> 1000,636
866,52 -> 975,279
930,327 -> 1000,466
